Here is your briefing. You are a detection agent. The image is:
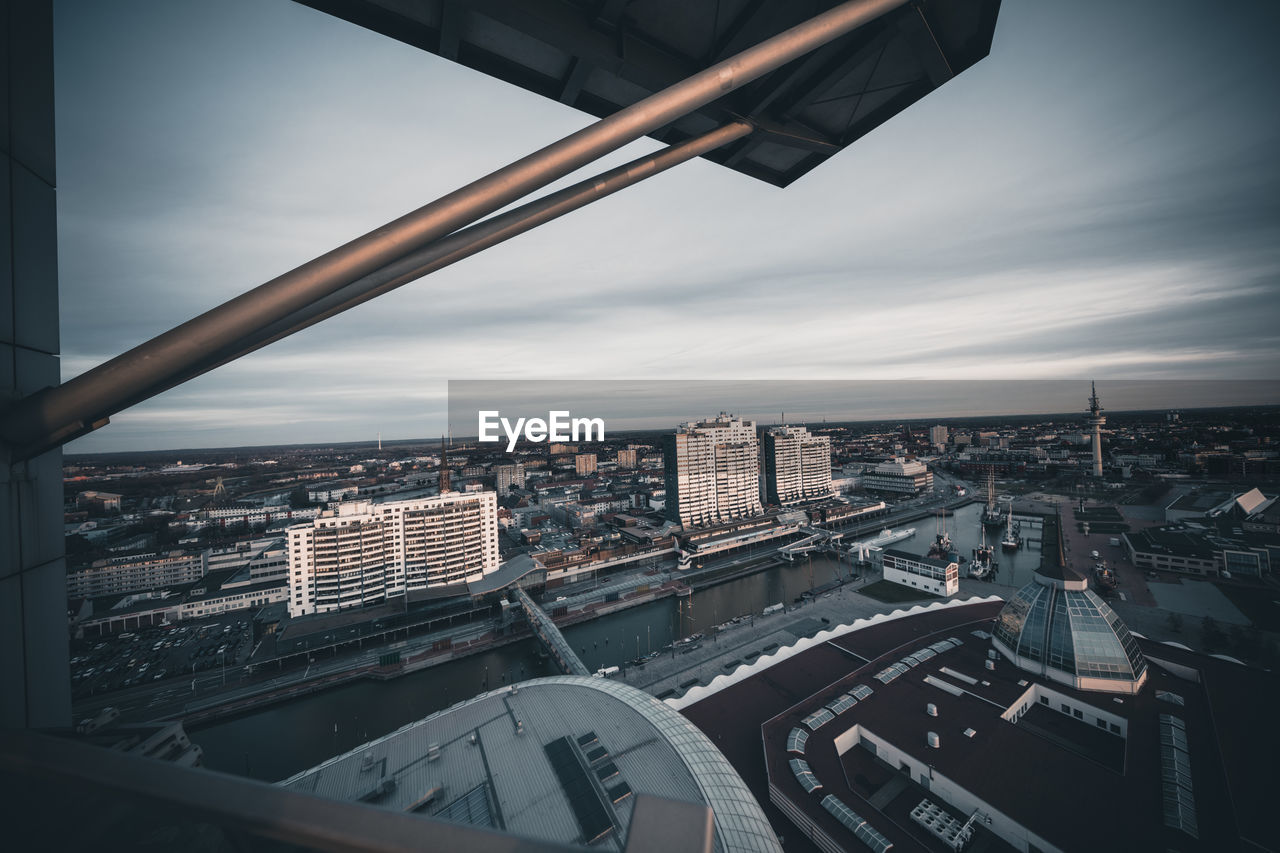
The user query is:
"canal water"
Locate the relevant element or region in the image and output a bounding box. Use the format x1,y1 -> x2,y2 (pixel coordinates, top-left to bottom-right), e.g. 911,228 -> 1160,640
194,503 -> 1042,781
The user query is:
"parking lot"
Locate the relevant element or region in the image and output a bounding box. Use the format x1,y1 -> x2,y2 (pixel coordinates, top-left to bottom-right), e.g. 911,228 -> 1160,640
70,614 -> 254,700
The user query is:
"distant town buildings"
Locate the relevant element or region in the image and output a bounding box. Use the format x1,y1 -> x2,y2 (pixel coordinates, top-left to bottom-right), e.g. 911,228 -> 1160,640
198,505 -> 320,526
286,491 -> 499,617
664,414 -> 762,527
862,457 -> 934,495
67,550 -> 207,600
307,482 -> 360,503
76,490 -> 123,514
929,424 -> 948,449
762,425 -> 832,505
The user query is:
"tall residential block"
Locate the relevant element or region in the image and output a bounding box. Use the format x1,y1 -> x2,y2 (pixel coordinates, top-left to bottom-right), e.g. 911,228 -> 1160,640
763,425 -> 832,505
663,414 -> 762,527
575,453 -> 597,476
494,462 -> 525,494
287,491 -> 499,617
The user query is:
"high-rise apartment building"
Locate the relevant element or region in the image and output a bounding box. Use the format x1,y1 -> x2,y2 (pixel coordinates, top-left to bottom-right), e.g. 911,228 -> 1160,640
287,491 -> 499,617
616,449 -> 638,469
763,425 -> 832,505
574,453 -> 597,476
663,414 -> 762,527
494,462 -> 525,494
929,424 -> 948,449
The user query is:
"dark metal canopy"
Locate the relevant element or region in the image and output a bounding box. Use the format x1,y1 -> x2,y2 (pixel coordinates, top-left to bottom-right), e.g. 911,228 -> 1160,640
297,0 -> 1001,187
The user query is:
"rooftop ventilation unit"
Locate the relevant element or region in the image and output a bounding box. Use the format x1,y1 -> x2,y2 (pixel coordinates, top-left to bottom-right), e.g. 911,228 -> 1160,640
427,743 -> 441,762
360,751 -> 375,773
926,703 -> 938,717
985,659 -> 995,671
927,732 -> 940,749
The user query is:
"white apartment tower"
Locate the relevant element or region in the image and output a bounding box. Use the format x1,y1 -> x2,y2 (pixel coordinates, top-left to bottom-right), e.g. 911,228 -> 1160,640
663,414 -> 762,527
287,491 -> 499,617
494,462 -> 525,494
763,425 -> 832,505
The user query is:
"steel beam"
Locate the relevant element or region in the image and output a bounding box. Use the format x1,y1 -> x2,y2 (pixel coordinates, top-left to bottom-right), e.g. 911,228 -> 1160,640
0,0 -> 907,454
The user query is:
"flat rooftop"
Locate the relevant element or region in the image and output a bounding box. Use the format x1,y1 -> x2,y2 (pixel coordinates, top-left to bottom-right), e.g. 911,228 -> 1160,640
468,552 -> 545,595
681,600 -> 1279,852
1125,525 -> 1219,561
282,675 -> 780,852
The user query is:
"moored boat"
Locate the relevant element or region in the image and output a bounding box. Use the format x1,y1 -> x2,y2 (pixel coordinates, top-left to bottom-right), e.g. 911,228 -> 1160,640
1000,508 -> 1019,552
981,471 -> 1005,529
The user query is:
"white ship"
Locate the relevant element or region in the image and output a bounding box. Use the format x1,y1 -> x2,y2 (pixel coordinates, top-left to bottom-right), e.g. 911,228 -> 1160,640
857,527 -> 916,549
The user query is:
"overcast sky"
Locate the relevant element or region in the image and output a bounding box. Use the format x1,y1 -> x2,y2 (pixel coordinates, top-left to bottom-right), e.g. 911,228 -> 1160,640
53,0 -> 1280,452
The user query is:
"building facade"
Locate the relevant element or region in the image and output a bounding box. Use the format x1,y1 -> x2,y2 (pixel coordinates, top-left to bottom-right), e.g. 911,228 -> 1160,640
1123,524 -> 1277,579
863,457 -> 934,495
494,462 -> 526,494
67,550 -> 208,600
763,425 -> 832,505
664,414 -> 762,528
198,506 -> 320,525
287,491 -> 500,617
881,549 -> 958,596
574,453 -> 598,476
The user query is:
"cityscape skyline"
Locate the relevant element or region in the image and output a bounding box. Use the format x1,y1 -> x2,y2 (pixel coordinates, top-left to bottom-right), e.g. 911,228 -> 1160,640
9,5 -> 1279,847
53,0 -> 1280,452
61,380 -> 1280,456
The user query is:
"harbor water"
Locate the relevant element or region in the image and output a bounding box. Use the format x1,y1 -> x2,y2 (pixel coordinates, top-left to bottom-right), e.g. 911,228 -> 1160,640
193,502 -> 1041,781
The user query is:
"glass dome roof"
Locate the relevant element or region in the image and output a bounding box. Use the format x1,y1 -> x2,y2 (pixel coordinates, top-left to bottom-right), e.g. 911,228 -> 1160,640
993,574 -> 1147,692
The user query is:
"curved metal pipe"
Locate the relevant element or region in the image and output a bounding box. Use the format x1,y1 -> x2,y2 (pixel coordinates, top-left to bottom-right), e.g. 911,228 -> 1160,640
1,0 -> 906,451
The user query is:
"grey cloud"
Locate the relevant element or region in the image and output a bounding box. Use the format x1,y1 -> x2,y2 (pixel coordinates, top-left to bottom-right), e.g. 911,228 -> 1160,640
54,0 -> 1280,451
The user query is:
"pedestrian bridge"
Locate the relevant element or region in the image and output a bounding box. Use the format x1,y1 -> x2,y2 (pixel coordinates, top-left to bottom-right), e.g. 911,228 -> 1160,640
511,587 -> 589,677
779,527 -> 849,561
